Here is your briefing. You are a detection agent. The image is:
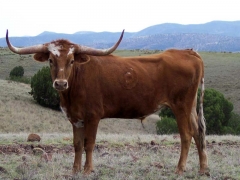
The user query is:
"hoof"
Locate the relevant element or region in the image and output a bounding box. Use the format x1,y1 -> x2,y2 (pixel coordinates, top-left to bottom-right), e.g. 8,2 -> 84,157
175,169 -> 184,175
83,166 -> 94,175
175,166 -> 186,175
199,167 -> 210,176
72,166 -> 81,175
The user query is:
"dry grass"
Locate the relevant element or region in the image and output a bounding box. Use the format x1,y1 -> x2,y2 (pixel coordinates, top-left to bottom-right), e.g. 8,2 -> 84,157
0,133 -> 240,179
0,48 -> 47,79
200,52 -> 240,114
0,79 -> 71,133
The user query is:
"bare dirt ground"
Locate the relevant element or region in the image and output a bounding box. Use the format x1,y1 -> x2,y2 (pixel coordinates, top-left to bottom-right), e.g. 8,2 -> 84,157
1,137 -> 239,155
1,137 -> 240,179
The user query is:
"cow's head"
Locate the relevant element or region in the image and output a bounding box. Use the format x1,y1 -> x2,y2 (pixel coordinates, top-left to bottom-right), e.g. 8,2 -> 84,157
6,30 -> 124,91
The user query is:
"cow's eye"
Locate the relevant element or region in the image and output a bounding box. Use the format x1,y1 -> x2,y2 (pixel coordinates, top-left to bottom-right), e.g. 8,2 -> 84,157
70,60 -> 74,65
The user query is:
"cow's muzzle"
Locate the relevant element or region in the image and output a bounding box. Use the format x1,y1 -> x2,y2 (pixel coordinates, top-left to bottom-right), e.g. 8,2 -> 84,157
53,79 -> 68,91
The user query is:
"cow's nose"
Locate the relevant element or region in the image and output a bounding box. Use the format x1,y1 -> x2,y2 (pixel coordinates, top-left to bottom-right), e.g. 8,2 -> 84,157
53,80 -> 68,91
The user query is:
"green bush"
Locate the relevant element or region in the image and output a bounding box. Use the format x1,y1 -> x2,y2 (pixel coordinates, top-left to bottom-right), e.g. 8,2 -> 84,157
8,66 -> 30,84
10,66 -> 24,77
158,88 -> 238,135
159,106 -> 175,119
29,66 -> 60,110
202,88 -> 233,134
156,117 -> 178,134
227,112 -> 240,135
221,126 -> 235,135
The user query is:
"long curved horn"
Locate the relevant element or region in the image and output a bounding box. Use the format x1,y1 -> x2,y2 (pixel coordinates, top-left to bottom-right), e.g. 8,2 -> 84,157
6,30 -> 48,54
75,29 -> 124,55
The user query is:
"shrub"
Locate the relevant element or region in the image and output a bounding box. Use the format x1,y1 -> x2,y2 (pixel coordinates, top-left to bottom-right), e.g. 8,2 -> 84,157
159,106 -> 175,119
29,66 -> 60,110
8,66 -> 30,84
156,117 -> 178,134
221,126 -> 235,135
201,88 -> 233,134
227,112 -> 240,135
158,88 -> 236,135
10,66 -> 24,77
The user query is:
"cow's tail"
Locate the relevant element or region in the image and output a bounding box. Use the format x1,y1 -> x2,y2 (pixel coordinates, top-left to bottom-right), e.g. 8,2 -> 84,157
198,77 -> 206,150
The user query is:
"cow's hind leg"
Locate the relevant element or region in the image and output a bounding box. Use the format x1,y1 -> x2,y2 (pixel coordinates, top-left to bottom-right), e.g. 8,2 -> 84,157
173,106 -> 194,174
72,124 -> 84,174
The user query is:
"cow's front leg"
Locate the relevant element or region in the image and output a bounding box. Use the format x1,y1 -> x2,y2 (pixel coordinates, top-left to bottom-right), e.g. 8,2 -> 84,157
83,118 -> 100,175
72,124 -> 84,174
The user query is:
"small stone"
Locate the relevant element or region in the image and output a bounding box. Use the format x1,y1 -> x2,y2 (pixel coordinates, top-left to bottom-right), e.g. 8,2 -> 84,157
27,133 -> 41,142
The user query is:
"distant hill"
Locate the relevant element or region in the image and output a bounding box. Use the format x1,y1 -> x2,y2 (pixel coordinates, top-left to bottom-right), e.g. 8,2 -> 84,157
120,33 -> 240,52
133,21 -> 240,37
1,21 -> 240,52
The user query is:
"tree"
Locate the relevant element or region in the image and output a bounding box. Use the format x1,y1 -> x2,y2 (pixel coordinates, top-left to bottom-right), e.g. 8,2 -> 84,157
29,66 -> 60,110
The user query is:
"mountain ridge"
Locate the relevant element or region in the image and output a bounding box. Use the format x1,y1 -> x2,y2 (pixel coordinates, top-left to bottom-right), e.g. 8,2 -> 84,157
1,21 -> 240,52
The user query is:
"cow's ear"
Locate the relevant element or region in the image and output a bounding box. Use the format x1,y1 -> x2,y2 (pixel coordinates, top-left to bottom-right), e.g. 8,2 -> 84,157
74,54 -> 90,64
33,53 -> 49,62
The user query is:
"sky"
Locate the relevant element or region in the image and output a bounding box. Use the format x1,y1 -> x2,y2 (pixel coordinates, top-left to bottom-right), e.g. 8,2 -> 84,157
0,0 -> 239,38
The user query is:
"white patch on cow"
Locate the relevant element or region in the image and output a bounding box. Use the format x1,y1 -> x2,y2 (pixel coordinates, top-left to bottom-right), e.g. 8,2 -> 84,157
74,120 -> 84,128
60,106 -> 69,121
48,43 -> 61,56
59,68 -> 64,72
60,106 -> 71,122
68,47 -> 74,56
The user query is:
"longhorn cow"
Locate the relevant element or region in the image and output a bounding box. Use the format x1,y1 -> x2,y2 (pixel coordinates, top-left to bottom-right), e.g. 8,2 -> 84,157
6,30 -> 208,175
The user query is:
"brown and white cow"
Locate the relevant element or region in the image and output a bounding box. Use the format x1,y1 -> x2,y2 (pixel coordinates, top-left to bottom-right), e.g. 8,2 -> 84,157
6,30 -> 208,175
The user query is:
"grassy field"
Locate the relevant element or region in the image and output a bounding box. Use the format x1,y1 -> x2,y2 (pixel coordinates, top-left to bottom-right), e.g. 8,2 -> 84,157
0,49 -> 240,179
0,133 -> 240,179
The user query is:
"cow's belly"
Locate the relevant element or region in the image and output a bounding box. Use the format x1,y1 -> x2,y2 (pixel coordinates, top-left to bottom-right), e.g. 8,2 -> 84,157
104,102 -> 162,119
